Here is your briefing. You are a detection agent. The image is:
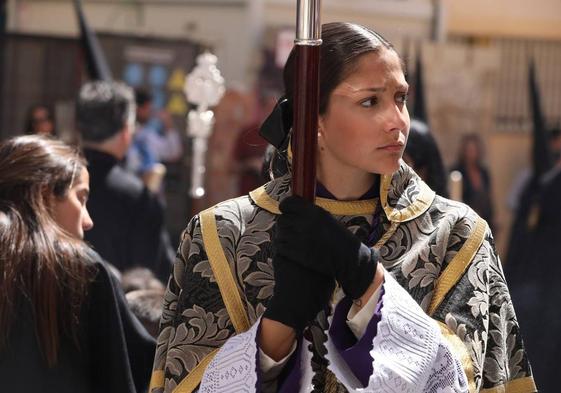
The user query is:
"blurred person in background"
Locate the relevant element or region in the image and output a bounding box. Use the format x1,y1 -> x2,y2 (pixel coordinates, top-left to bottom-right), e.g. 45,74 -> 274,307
127,88 -> 183,192
508,127 -> 561,211
24,104 -> 56,136
0,135 -> 154,393
122,268 -> 165,339
451,133 -> 495,230
125,289 -> 165,339
121,267 -> 165,294
76,81 -> 174,283
403,118 -> 449,198
506,126 -> 561,391
233,89 -> 279,196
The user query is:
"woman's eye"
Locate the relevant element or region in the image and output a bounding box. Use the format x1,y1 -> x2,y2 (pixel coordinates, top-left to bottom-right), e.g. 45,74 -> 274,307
78,193 -> 88,205
360,97 -> 378,108
396,93 -> 409,105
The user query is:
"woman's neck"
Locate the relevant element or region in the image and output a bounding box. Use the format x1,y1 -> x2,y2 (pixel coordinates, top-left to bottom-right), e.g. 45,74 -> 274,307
317,159 -> 377,201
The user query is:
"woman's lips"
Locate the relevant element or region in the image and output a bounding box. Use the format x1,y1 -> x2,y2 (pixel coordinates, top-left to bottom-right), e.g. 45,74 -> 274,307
379,143 -> 404,152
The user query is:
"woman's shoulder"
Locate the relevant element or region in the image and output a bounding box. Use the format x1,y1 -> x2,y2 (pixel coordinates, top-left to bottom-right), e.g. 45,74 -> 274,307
80,248 -> 125,291
188,192 -> 276,232
428,194 -> 491,245
432,194 -> 482,224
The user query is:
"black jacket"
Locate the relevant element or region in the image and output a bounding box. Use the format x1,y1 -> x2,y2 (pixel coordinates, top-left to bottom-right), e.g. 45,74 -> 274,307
0,256 -> 155,393
84,148 -> 173,282
506,167 -> 561,392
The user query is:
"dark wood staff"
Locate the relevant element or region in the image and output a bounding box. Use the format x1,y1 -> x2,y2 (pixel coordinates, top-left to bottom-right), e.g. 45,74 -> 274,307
292,0 -> 322,201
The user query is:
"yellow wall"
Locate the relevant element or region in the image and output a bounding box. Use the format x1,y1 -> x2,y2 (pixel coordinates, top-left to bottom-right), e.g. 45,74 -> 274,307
445,0 -> 561,40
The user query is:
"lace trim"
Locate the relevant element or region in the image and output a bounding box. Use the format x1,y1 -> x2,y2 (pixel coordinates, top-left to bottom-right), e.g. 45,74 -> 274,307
200,320 -> 260,392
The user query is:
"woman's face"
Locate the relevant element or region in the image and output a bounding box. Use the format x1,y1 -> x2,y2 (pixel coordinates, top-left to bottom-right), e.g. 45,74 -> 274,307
52,167 -> 93,239
32,107 -> 54,135
318,49 -> 410,176
464,140 -> 480,164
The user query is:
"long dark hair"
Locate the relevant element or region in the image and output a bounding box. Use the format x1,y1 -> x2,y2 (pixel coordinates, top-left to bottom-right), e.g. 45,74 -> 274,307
0,135 -> 95,367
284,22 -> 396,115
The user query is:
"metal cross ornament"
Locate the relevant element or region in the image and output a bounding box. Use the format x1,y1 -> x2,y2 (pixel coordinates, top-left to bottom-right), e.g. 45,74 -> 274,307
184,52 -> 225,198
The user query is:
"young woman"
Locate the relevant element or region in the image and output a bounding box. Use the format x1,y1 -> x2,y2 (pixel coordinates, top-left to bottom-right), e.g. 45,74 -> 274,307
452,133 -> 495,229
151,23 -> 535,392
0,135 -> 154,393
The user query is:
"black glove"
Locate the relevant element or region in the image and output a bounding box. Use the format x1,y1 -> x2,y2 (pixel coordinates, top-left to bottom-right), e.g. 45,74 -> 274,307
276,195 -> 379,299
263,252 -> 335,333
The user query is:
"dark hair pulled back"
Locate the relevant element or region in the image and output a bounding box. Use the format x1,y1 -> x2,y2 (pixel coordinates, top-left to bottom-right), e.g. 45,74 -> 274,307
283,22 -> 395,115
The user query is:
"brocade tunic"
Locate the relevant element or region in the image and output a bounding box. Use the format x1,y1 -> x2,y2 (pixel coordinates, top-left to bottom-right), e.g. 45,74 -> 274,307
150,163 -> 535,393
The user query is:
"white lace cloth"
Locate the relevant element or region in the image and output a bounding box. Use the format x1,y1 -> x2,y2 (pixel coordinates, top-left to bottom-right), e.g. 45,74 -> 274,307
200,273 -> 468,393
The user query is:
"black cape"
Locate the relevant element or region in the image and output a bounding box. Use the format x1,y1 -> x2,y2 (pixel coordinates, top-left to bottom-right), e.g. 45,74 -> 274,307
506,167 -> 561,391
0,256 -> 155,393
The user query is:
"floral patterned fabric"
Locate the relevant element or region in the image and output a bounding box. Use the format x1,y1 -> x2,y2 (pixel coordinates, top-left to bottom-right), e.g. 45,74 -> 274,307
150,162 -> 536,393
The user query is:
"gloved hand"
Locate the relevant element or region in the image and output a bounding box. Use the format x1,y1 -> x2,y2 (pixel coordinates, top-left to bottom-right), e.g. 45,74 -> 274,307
263,251 -> 335,333
275,195 -> 379,300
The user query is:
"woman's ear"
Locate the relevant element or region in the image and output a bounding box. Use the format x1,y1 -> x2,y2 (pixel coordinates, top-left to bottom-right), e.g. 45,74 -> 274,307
317,117 -> 326,151
41,184 -> 56,212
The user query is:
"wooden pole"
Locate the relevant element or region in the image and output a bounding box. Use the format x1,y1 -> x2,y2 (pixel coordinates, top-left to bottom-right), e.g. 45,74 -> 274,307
292,0 -> 321,201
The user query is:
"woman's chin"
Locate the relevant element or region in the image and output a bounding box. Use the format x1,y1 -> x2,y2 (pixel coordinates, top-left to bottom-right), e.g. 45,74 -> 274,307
371,159 -> 401,176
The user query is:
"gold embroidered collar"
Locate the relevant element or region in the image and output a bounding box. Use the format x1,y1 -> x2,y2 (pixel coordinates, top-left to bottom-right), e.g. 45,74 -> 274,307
249,162 -> 435,222
249,186 -> 378,216
380,165 -> 436,223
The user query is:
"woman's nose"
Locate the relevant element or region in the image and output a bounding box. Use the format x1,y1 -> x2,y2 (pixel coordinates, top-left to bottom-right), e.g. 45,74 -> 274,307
82,208 -> 94,231
384,103 -> 409,133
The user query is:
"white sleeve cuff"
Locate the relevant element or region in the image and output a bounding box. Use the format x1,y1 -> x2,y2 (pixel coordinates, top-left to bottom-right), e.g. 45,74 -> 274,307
346,284 -> 382,340
258,341 -> 298,381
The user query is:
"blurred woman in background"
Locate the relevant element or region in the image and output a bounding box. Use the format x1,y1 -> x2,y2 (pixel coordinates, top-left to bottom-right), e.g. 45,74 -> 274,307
452,133 -> 495,229
24,104 -> 56,135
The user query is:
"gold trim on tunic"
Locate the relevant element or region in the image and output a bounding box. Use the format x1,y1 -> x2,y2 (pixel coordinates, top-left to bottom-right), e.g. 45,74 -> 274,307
200,208 -> 251,333
380,172 -> 436,223
172,348 -> 221,393
165,209 -> 252,393
479,376 -> 537,393
428,217 -> 488,316
249,185 -> 379,216
149,370 -> 165,392
374,221 -> 399,250
436,321 -> 476,393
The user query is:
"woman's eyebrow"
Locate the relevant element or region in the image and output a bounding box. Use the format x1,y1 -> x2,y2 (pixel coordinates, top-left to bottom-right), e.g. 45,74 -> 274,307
341,82 -> 409,93
335,82 -> 385,94
78,188 -> 90,198
355,87 -> 386,93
